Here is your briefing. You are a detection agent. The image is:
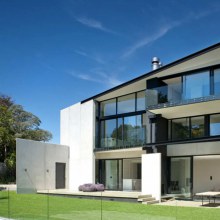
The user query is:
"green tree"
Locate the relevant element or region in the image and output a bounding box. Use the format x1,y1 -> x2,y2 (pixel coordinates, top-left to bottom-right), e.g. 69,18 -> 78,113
0,95 -> 52,182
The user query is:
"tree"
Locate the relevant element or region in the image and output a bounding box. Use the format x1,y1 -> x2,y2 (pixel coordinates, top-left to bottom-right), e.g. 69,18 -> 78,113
0,95 -> 52,182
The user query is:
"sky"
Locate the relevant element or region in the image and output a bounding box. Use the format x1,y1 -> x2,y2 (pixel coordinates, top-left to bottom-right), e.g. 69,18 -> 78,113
1,0 -> 220,144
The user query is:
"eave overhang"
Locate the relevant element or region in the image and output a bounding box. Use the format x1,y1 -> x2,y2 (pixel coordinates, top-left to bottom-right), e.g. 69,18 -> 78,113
81,42 -> 220,103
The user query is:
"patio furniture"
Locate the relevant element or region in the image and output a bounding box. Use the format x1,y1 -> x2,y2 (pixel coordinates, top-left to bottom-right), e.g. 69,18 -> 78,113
195,191 -> 220,206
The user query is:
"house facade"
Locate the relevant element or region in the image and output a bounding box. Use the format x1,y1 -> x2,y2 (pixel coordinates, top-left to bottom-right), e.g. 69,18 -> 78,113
60,43 -> 220,200
16,42 -> 220,201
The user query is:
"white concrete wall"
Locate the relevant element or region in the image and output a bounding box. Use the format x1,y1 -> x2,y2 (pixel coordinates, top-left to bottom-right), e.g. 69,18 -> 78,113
16,138 -> 69,193
60,100 -> 95,191
167,141 -> 220,156
142,153 -> 161,201
194,155 -> 220,193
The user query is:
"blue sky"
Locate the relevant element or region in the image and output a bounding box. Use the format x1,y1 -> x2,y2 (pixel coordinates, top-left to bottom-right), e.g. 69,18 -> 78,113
1,0 -> 220,144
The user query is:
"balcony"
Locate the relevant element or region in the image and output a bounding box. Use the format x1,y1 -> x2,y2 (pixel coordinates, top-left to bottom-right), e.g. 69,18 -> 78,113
146,83 -> 220,110
99,127 -> 146,150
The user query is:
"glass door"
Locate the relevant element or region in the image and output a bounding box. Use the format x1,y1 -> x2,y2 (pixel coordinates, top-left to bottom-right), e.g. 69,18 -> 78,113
105,160 -> 122,190
168,157 -> 192,197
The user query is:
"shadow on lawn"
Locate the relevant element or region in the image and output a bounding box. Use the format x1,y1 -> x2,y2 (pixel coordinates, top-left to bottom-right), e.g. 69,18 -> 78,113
201,202 -> 220,207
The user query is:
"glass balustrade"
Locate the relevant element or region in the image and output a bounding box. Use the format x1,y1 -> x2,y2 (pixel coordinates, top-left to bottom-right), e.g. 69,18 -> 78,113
146,83 -> 182,108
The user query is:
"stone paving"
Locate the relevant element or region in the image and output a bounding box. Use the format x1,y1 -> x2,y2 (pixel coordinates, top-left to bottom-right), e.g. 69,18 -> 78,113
158,199 -> 220,208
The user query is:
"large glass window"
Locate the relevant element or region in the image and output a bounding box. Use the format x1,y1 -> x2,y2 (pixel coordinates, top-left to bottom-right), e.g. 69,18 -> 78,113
123,115 -> 145,146
183,71 -> 210,99
172,118 -> 190,140
169,157 -> 192,197
123,116 -> 137,146
210,114 -> 220,136
100,98 -> 116,117
137,91 -> 145,111
123,158 -> 141,191
214,69 -> 220,95
191,116 -> 205,138
118,94 -> 135,114
100,114 -> 146,148
117,118 -> 123,146
100,119 -> 117,148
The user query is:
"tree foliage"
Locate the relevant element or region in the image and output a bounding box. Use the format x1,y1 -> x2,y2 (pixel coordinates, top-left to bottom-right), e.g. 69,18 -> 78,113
0,95 -> 52,182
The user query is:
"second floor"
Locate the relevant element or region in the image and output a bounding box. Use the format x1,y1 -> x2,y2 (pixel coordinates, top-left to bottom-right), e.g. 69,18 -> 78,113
146,65 -> 220,110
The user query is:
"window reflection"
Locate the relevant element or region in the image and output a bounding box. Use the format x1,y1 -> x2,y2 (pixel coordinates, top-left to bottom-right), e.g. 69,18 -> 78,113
210,114 -> 220,136
100,119 -> 117,148
214,69 -> 220,95
183,71 -> 210,99
137,91 -> 145,111
100,98 -> 116,117
191,116 -> 205,138
123,115 -> 145,146
118,94 -> 135,114
172,118 -> 189,140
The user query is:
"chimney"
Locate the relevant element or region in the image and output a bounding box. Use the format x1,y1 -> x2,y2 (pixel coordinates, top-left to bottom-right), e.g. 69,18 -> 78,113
152,57 -> 162,70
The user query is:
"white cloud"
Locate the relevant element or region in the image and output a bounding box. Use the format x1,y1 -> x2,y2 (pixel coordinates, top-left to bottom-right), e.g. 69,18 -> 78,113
69,70 -> 123,87
121,6 -> 219,59
75,50 -> 106,64
75,16 -> 118,35
121,22 -> 180,59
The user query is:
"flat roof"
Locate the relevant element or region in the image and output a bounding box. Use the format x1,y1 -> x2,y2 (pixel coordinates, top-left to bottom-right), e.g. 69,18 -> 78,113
81,42 -> 220,104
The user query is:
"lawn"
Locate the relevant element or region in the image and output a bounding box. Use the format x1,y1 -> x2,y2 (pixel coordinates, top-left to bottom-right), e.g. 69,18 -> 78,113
1,191 -> 220,220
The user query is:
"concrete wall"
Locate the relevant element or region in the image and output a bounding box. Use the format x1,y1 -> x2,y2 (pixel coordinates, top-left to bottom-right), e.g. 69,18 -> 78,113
16,138 -> 69,193
194,155 -> 220,193
167,141 -> 220,156
142,153 -> 161,201
60,100 -> 95,190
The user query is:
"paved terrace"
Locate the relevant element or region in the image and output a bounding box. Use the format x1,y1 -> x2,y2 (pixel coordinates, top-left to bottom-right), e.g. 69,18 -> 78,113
37,189 -> 141,200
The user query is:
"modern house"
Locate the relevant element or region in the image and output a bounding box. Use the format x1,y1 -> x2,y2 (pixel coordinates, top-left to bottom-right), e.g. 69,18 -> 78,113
17,42 -> 220,201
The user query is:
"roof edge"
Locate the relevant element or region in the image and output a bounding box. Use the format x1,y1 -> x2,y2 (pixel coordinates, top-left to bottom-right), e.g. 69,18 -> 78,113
81,42 -> 220,104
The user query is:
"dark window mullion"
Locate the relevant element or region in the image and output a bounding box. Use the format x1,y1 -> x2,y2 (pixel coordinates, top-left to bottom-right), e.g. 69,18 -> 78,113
189,117 -> 192,139
135,92 -> 137,112
122,117 -> 124,147
210,69 -> 214,95
116,118 -> 118,147
116,97 -> 118,115
205,115 -> 210,137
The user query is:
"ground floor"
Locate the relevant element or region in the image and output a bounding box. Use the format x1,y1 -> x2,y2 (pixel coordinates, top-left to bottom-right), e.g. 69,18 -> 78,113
16,139 -> 220,202
95,144 -> 220,199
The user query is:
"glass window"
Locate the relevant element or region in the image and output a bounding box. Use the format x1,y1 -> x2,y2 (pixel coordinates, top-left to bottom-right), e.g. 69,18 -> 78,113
100,119 -> 117,148
118,94 -> 135,114
137,91 -> 145,111
169,157 -> 191,196
172,118 -> 190,140
123,116 -> 137,146
123,115 -> 145,146
183,71 -> 210,99
100,98 -> 116,117
191,116 -> 205,138
214,69 -> 220,95
117,118 -> 123,147
210,114 -> 220,136
136,114 -> 146,145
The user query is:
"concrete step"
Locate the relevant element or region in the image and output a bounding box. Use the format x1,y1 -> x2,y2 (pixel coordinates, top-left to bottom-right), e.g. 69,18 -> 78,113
138,194 -> 152,199
138,197 -> 156,202
142,197 -> 156,202
142,200 -> 159,205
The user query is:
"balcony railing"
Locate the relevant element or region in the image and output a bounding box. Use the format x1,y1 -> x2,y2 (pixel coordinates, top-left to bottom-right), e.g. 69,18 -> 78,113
146,83 -> 182,108
146,83 -> 220,109
100,127 -> 146,149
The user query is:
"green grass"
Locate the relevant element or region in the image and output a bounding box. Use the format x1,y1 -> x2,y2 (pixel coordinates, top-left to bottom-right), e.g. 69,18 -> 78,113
1,191 -> 220,220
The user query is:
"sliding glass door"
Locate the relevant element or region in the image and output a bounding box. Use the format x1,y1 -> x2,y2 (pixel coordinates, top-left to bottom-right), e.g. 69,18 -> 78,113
168,157 -> 192,197
105,160 -> 122,190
